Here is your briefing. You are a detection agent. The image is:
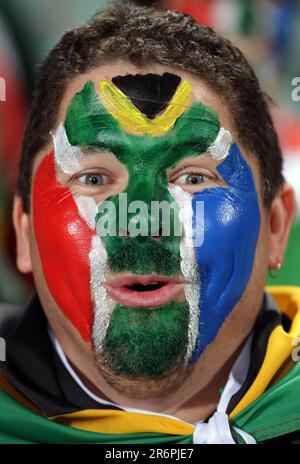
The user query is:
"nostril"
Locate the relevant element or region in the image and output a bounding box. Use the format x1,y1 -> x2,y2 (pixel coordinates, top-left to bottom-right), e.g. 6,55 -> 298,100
118,229 -> 150,241
118,228 -> 165,239
118,228 -> 130,238
151,227 -> 164,239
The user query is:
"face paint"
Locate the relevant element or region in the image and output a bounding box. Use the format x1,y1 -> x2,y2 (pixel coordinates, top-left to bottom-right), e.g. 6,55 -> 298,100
63,76 -> 220,376
98,78 -> 192,136
32,153 -> 94,340
191,143 -> 261,359
168,185 -> 200,363
207,127 -> 232,161
32,72 -> 260,382
51,123 -> 84,174
103,301 -> 190,376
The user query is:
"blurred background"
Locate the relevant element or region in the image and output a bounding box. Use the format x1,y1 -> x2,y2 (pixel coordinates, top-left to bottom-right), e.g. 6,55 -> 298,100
0,0 -> 299,305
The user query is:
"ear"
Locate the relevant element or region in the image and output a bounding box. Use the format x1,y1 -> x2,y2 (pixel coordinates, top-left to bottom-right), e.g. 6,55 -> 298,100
268,183 -> 297,269
12,195 -> 33,273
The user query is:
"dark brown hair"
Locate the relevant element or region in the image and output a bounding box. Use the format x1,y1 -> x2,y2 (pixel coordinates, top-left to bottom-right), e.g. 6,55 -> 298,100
17,1 -> 284,211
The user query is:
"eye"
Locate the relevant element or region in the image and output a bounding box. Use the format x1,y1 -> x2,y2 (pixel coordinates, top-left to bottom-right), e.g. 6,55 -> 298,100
78,173 -> 108,186
176,173 -> 210,186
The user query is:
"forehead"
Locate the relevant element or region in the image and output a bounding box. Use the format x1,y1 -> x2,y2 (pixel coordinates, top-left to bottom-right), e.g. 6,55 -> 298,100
33,60 -> 263,204
57,60 -> 233,133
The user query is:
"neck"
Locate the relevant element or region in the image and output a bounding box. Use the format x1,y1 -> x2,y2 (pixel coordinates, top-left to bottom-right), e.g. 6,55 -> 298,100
51,321 -> 247,424
47,296 -> 257,424
72,349 -> 240,423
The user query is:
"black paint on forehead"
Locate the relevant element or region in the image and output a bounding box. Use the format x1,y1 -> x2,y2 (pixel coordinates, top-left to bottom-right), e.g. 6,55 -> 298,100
111,72 -> 181,119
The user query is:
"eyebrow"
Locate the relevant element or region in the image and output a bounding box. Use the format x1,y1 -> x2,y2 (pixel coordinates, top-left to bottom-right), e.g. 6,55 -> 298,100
78,135 -> 217,164
79,116 -> 219,156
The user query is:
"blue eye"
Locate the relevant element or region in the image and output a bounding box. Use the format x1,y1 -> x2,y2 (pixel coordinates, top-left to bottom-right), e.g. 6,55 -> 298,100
177,173 -> 207,185
78,174 -> 106,186
185,174 -> 205,185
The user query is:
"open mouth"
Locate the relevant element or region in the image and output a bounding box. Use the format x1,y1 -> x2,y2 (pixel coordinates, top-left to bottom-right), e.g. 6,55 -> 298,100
104,274 -> 184,307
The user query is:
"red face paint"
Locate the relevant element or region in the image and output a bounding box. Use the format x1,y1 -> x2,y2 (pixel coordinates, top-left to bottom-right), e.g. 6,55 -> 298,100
33,153 -> 94,341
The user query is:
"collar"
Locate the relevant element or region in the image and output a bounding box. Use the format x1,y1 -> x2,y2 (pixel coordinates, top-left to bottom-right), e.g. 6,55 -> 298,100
45,287 -> 300,443
50,321 -> 256,443
0,293 -> 122,416
48,326 -> 191,422
0,290 -> 281,419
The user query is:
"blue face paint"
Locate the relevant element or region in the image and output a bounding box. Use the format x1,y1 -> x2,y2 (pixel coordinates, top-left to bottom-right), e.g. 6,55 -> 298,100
191,143 -> 261,362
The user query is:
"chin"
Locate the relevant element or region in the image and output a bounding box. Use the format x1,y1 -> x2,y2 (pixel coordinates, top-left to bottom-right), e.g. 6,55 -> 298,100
92,347 -> 193,400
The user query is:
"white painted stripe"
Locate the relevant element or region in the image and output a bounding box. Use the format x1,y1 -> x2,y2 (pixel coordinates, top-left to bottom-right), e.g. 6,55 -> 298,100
207,127 -> 232,161
168,185 -> 200,364
90,235 -> 116,354
74,196 -> 98,230
51,123 -> 84,174
72,193 -> 115,355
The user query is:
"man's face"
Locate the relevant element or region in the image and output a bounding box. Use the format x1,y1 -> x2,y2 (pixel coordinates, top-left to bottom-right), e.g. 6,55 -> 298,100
28,62 -> 267,396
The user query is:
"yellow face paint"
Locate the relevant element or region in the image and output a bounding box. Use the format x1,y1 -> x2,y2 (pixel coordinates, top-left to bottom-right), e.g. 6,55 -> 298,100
98,79 -> 192,136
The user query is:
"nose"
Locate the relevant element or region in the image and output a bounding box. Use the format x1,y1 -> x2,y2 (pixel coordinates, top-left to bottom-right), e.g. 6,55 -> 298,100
104,174 -> 180,241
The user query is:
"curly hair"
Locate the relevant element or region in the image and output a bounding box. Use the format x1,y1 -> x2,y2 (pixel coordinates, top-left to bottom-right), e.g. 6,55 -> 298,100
17,1 -> 284,211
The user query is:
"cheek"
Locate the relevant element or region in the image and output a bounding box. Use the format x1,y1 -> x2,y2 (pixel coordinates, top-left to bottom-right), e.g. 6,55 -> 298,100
32,153 -> 94,341
191,187 -> 261,358
196,192 -> 253,260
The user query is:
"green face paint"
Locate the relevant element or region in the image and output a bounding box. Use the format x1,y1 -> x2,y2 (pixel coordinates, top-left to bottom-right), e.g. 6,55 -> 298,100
61,78 -> 220,379
104,301 -> 189,376
65,80 -> 220,273
65,81 -> 220,165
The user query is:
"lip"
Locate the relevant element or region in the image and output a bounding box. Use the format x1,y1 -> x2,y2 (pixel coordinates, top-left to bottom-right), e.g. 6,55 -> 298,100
104,274 -> 185,307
